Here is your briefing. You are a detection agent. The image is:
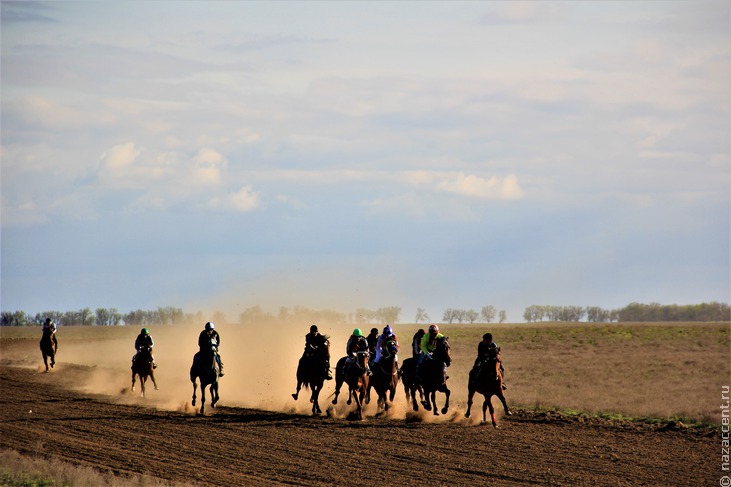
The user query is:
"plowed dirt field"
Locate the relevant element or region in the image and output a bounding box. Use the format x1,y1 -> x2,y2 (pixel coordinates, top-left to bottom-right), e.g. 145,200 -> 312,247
0,363 -> 719,486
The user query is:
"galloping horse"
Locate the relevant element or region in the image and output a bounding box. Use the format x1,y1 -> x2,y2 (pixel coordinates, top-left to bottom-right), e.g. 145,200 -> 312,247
131,347 -> 158,397
332,350 -> 370,420
369,340 -> 400,414
465,348 -> 511,427
417,336 -> 451,416
39,328 -> 57,373
190,351 -> 220,414
292,336 -> 330,415
399,357 -> 424,412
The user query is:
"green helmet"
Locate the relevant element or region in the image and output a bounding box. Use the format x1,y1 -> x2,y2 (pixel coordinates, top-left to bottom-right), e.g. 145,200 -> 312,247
352,328 -> 363,337
141,328 -> 149,335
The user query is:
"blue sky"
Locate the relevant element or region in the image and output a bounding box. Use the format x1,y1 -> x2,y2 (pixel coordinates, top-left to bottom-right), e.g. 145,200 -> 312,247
1,1 -> 729,323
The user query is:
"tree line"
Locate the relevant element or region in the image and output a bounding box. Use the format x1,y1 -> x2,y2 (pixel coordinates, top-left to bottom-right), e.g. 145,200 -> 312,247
2,301 -> 727,327
522,302 -> 729,323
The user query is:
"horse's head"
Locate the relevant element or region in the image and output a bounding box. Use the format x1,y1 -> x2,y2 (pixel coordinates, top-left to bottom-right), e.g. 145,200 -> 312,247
436,336 -> 451,367
356,350 -> 369,370
385,339 -> 398,357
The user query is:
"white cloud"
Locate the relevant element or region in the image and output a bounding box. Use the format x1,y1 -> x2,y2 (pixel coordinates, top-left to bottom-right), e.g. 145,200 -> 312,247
102,142 -> 140,169
434,173 -> 524,200
207,185 -> 259,212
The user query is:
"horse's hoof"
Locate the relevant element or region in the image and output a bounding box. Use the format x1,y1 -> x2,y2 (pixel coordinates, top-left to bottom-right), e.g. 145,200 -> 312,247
331,399 -> 337,405
506,411 -> 512,416
441,407 -> 448,414
292,394 -> 298,400
465,412 -> 471,418
493,423 -> 498,429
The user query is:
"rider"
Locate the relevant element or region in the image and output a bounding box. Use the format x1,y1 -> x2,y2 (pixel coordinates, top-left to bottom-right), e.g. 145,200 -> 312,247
366,327 -> 379,360
415,324 -> 445,383
133,327 -> 156,369
303,324 -> 332,380
199,321 -> 224,377
41,318 -> 58,368
472,332 -> 506,389
373,325 -> 399,366
411,328 -> 425,359
345,328 -> 371,376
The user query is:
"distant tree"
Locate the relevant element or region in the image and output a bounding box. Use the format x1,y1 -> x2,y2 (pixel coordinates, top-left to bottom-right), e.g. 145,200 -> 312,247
212,311 -> 227,326
481,305 -> 496,323
465,309 -> 479,324
415,308 -> 429,324
376,306 -> 401,324
95,308 -> 122,326
442,308 -> 456,324
1,311 -> 28,326
499,310 -> 507,323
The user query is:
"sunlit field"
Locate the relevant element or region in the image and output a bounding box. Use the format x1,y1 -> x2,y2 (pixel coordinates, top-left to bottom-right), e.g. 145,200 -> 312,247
2,321 -> 729,423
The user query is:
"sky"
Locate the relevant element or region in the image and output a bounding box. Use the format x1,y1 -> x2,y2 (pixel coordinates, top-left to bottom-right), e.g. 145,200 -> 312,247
1,1 -> 729,323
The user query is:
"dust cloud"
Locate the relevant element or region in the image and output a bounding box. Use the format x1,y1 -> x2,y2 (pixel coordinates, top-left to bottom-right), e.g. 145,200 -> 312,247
50,319 -> 470,422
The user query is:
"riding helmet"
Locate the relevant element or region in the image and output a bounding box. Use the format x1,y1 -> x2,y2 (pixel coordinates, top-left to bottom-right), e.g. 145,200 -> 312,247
352,328 -> 363,337
428,324 -> 439,334
205,321 -> 215,331
310,324 -> 318,333
483,333 -> 493,341
383,325 -> 393,336
141,328 -> 149,335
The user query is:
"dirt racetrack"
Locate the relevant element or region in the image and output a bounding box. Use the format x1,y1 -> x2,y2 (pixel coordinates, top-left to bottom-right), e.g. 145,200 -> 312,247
0,359 -> 719,487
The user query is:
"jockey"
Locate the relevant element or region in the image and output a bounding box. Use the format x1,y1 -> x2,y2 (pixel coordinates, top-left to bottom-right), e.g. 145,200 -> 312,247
473,332 -> 506,389
345,328 -> 371,376
366,327 -> 379,359
43,318 -> 57,334
133,327 -> 157,369
411,328 -> 425,359
415,324 -> 445,383
199,321 -> 224,377
304,324 -> 332,380
373,325 -> 399,365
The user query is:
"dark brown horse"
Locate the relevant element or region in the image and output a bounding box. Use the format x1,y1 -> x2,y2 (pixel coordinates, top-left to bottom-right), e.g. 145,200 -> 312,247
417,336 -> 451,416
399,357 -> 424,412
131,347 -> 158,397
332,350 -> 370,420
368,340 -> 400,415
292,336 -> 330,415
190,351 -> 220,414
39,328 -> 57,373
465,350 -> 510,427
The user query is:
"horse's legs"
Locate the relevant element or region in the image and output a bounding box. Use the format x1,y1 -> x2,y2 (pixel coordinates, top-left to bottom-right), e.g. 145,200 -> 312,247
497,390 -> 511,416
150,371 -> 158,390
42,352 -> 49,373
422,390 -> 432,412
140,377 -> 146,398
311,385 -> 321,415
210,383 -> 219,408
441,385 -> 450,415
486,395 -> 497,428
200,382 -> 207,414
465,387 -> 476,418
191,380 -> 198,408
332,378 -> 342,405
131,371 -> 137,391
292,380 -> 302,401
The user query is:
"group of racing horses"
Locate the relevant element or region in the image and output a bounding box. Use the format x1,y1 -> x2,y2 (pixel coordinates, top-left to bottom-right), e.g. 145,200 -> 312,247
292,333 -> 511,427
41,326 -> 509,426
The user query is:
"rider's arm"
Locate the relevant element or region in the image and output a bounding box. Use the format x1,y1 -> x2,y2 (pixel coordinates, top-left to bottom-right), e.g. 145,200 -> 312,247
420,334 -> 430,355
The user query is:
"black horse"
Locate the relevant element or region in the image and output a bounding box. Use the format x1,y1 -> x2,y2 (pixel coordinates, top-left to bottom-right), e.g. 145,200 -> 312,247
190,351 -> 220,414
39,328 -> 57,373
399,357 -> 424,412
465,348 -> 511,427
131,347 -> 158,398
292,336 -> 331,415
417,336 -> 451,416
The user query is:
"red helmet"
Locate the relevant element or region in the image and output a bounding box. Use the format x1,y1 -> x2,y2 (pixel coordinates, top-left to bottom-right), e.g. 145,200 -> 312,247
428,324 -> 439,334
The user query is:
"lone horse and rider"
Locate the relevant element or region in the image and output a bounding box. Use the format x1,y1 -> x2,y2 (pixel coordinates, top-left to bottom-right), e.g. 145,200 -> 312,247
465,332 -> 511,427
40,318 -> 58,372
292,324 -> 332,415
191,321 -> 223,414
131,327 -> 158,396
